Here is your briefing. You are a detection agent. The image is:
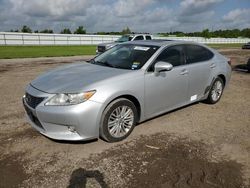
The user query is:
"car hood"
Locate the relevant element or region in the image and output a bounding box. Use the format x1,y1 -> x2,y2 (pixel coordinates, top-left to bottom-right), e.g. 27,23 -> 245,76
31,62 -> 130,93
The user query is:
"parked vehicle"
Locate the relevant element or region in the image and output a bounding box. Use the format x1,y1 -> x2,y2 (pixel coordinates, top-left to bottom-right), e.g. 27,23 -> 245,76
23,40 -> 231,142
235,58 -> 250,72
96,34 -> 152,54
248,58 -> 250,72
242,42 -> 250,49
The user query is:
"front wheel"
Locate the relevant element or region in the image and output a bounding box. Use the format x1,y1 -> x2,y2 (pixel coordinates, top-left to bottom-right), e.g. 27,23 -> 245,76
205,77 -> 224,104
100,98 -> 138,142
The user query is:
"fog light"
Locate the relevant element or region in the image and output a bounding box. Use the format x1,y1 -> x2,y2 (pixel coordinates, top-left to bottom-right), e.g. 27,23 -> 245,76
68,126 -> 76,133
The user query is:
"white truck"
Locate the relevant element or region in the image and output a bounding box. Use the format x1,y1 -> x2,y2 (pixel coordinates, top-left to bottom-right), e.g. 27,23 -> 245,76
96,34 -> 152,54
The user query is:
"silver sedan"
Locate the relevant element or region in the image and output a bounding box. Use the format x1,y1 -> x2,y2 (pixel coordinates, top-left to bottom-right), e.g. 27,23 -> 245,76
23,40 -> 231,142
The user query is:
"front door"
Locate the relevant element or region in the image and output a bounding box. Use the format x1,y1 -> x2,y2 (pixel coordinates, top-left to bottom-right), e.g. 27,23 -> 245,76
144,45 -> 189,118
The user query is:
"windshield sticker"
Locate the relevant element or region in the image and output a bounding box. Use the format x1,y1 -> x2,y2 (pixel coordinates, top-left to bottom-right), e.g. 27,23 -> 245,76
131,62 -> 140,70
134,46 -> 150,51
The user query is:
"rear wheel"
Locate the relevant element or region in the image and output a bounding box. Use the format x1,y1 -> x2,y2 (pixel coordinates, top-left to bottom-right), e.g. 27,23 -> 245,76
100,98 -> 138,142
205,77 -> 224,104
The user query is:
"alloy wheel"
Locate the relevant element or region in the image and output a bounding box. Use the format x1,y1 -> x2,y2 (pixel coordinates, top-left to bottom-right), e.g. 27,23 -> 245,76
211,80 -> 223,102
107,105 -> 134,138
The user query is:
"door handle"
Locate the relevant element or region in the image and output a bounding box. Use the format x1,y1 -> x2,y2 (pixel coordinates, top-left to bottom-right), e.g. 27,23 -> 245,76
210,63 -> 216,68
180,69 -> 188,75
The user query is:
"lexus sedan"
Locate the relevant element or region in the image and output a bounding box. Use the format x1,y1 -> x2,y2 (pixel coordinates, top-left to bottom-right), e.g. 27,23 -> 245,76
23,40 -> 231,142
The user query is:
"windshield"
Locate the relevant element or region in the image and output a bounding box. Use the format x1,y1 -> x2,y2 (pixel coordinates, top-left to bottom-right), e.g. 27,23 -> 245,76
91,44 -> 159,70
116,35 -> 133,42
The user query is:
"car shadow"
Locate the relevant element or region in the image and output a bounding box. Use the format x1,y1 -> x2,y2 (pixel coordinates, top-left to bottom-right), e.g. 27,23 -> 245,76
45,136 -> 98,145
67,168 -> 108,188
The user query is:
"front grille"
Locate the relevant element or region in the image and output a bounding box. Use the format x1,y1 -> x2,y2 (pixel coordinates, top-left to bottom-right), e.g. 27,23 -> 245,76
25,93 -> 45,109
97,46 -> 106,53
23,100 -> 44,129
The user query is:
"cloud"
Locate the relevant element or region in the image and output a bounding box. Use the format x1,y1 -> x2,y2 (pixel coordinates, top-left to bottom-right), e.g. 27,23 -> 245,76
0,0 -> 249,33
113,0 -> 154,17
9,0 -> 91,18
223,8 -> 250,22
173,0 -> 224,31
178,10 -> 215,23
222,8 -> 250,29
0,0 -> 12,22
180,0 -> 223,16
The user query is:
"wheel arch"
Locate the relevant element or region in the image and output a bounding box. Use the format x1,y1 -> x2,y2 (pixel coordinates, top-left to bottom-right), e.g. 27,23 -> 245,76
98,94 -> 142,141
106,94 -> 141,122
218,74 -> 226,86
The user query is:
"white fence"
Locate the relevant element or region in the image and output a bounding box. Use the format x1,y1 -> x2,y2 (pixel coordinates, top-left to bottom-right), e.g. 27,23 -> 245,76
0,32 -> 120,45
154,36 -> 250,44
0,32 -> 249,45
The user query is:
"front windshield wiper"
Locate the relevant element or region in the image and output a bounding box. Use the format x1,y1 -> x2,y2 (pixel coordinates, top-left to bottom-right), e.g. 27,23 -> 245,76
92,60 -> 117,68
90,59 -> 126,69
98,61 -> 115,68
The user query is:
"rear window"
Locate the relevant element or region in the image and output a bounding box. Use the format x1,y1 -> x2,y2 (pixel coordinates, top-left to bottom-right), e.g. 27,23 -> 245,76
185,45 -> 214,64
146,36 -> 152,40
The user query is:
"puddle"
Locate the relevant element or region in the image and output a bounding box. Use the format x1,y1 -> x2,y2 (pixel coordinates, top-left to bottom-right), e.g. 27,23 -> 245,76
0,153 -> 28,188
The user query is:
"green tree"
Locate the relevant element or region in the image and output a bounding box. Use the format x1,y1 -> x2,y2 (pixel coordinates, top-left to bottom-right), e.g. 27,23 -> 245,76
40,29 -> 54,33
8,29 -> 19,32
241,28 -> 250,38
21,25 -> 32,33
74,26 -> 86,34
60,28 -> 72,34
201,29 -> 211,38
121,27 -> 131,34
97,31 -> 106,35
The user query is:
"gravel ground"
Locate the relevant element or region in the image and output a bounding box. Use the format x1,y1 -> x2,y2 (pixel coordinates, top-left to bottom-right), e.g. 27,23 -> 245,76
0,49 -> 249,188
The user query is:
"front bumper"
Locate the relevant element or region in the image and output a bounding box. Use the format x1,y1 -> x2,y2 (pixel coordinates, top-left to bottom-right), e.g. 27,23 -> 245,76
23,85 -> 103,141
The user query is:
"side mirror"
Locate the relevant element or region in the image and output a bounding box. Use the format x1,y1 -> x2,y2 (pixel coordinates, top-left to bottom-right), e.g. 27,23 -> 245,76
154,61 -> 173,72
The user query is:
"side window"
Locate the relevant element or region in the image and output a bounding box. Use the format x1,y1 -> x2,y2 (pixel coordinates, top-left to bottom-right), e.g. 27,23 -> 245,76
134,35 -> 144,40
156,45 -> 184,67
146,36 -> 152,40
148,45 -> 184,71
185,45 -> 214,64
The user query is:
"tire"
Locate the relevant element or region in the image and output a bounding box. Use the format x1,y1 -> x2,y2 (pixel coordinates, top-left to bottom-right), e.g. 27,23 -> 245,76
100,98 -> 138,142
205,77 -> 224,104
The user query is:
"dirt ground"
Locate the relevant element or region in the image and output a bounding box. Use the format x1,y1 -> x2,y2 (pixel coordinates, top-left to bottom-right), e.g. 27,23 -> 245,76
0,49 -> 249,188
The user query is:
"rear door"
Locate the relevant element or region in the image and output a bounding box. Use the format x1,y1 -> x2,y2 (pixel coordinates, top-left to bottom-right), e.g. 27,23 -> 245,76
184,44 -> 215,102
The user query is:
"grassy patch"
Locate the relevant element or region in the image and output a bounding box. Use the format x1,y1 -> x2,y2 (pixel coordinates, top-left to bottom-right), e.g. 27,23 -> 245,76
0,45 -> 96,59
0,43 -> 244,59
207,43 -> 243,49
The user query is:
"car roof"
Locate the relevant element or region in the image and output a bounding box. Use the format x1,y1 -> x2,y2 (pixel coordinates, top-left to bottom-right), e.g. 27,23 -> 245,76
124,34 -> 151,37
125,39 -> 203,47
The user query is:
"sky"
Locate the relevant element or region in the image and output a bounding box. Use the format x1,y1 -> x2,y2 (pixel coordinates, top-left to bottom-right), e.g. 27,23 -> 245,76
0,0 -> 249,33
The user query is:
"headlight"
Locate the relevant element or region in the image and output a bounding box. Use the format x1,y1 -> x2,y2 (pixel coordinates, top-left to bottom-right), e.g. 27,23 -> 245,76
45,91 -> 96,106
